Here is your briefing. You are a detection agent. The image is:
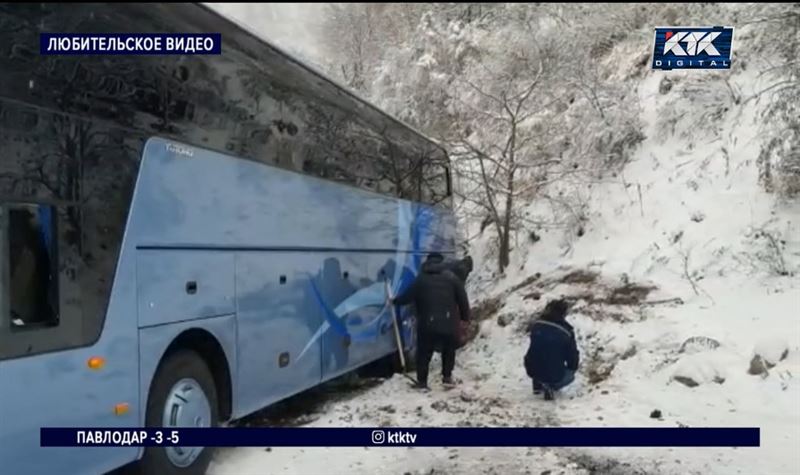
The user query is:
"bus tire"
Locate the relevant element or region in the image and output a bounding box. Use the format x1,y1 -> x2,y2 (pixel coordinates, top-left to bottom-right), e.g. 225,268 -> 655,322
137,350 -> 219,475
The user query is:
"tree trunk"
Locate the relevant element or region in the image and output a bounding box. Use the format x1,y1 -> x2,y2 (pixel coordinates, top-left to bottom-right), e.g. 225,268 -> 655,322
497,178 -> 515,274
497,141 -> 516,274
498,227 -> 510,273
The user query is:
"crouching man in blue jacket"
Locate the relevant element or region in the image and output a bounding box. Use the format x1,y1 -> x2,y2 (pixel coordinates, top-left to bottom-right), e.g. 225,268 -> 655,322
523,299 -> 579,400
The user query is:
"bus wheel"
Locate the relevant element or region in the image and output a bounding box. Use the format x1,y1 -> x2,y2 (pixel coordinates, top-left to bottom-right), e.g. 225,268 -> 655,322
138,350 -> 219,475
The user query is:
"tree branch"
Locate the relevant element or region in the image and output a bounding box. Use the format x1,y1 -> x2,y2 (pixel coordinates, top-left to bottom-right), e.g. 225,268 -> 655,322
461,77 -> 505,108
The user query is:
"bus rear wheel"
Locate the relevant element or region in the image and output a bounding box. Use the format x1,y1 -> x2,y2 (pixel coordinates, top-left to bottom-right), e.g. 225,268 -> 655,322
137,350 -> 219,475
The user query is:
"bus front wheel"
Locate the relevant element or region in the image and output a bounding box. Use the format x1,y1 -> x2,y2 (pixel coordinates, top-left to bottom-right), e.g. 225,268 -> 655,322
138,350 -> 220,475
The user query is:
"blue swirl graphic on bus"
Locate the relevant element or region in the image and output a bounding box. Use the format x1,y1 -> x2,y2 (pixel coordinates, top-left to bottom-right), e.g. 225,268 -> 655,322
307,279 -> 390,343
411,204 -> 435,271
295,201 -> 431,362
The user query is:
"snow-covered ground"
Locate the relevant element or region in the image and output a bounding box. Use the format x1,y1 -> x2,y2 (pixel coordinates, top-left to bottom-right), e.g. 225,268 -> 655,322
206,8 -> 800,475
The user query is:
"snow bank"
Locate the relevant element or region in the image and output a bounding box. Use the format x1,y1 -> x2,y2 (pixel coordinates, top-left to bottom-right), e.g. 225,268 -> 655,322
753,338 -> 790,367
671,353 -> 728,387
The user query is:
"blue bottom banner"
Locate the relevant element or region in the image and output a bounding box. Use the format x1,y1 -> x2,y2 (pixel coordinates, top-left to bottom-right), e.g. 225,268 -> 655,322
41,427 -> 760,448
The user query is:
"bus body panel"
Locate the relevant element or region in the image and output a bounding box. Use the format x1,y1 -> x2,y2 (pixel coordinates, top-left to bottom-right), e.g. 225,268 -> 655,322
136,314 -> 238,438
233,250 -> 412,421
315,251 -> 398,379
136,250 -> 236,328
0,344 -> 139,475
234,252 -> 325,417
0,234 -> 142,475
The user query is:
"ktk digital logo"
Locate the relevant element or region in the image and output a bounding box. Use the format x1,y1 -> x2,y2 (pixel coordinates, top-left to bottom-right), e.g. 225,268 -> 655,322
652,26 -> 734,70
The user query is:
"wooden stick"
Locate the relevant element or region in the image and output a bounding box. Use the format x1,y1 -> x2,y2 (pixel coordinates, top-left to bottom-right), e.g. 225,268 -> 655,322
385,280 -> 407,373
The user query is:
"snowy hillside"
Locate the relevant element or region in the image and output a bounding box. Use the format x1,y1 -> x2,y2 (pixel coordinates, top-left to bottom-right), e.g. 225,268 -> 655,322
457,15 -> 800,475
205,4 -> 799,475
464,51 -> 800,475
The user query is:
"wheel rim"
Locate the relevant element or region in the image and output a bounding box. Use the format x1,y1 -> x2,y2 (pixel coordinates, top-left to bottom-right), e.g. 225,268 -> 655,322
162,377 -> 211,468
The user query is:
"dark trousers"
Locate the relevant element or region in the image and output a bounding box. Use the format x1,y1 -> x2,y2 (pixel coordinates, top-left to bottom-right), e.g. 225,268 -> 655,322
416,331 -> 456,385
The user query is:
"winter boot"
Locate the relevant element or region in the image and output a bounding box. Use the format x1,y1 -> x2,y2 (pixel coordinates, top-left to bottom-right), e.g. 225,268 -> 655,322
533,380 -> 543,395
543,386 -> 555,401
411,381 -> 430,391
442,375 -> 455,386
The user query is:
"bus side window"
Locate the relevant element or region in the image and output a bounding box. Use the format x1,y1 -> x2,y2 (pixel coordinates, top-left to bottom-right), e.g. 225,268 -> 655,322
4,203 -> 59,330
420,161 -> 450,206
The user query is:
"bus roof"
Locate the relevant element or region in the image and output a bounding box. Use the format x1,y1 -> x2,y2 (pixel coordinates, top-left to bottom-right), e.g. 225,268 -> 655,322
196,3 -> 447,156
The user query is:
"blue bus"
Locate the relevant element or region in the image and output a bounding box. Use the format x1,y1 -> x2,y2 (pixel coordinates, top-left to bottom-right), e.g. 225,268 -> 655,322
0,4 -> 456,474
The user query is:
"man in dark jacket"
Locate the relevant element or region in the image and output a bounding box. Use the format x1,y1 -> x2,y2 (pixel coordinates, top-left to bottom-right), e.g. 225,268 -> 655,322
393,253 -> 470,389
523,299 -> 579,400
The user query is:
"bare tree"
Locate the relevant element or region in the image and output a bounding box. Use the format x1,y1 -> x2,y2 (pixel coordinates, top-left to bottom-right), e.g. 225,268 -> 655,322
318,4 -> 645,270
448,55 -> 559,273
